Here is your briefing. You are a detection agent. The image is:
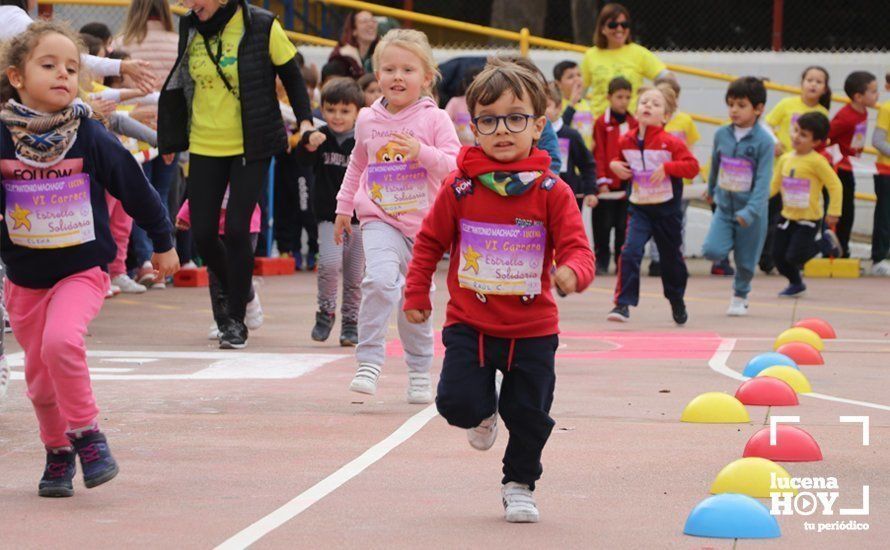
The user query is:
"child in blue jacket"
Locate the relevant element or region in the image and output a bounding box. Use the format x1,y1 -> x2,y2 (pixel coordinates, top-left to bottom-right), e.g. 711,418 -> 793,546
702,77 -> 774,316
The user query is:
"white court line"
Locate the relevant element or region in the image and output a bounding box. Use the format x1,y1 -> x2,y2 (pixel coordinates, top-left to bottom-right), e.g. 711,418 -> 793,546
215,404 -> 439,549
709,338 -> 890,412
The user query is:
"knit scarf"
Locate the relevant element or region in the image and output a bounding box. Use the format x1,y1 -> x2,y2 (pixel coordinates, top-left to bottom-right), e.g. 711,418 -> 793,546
0,99 -> 92,168
458,145 -> 552,197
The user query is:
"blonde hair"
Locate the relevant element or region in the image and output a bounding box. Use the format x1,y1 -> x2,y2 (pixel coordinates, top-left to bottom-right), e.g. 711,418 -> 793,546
371,28 -> 440,96
0,21 -> 84,104
121,0 -> 174,46
637,84 -> 677,118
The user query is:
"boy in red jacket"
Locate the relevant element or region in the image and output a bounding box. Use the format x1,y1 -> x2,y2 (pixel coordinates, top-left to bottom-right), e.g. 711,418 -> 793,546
404,58 -> 595,524
592,76 -> 637,274
607,85 -> 700,325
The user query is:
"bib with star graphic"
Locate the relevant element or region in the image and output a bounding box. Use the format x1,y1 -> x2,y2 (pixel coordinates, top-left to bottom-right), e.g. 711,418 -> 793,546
457,219 -> 546,296
366,161 -> 429,216
2,173 -> 95,249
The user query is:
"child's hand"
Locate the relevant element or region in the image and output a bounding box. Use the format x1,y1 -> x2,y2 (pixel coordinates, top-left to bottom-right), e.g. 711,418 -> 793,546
702,191 -> 713,205
333,214 -> 353,245
162,153 -> 175,165
152,248 -> 180,279
120,59 -> 156,94
570,80 -> 584,105
405,309 -> 431,324
598,184 -> 611,195
825,215 -> 839,228
584,194 -> 599,208
91,98 -> 117,117
391,132 -> 421,161
736,215 -> 748,227
650,165 -> 667,183
774,142 -> 785,156
306,130 -> 327,152
175,217 -> 190,231
553,265 -> 578,295
610,161 -> 632,180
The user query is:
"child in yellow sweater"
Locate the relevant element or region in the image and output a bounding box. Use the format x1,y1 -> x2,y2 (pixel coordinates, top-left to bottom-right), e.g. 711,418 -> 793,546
770,112 -> 842,297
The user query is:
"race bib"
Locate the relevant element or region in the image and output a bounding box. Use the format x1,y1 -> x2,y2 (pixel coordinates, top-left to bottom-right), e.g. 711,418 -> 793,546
558,137 -> 570,174
572,111 -> 594,141
631,170 -> 674,204
366,161 -> 429,216
851,121 -> 867,151
454,112 -> 473,144
458,220 -> 546,296
3,173 -> 95,249
781,176 -> 811,209
717,157 -> 754,192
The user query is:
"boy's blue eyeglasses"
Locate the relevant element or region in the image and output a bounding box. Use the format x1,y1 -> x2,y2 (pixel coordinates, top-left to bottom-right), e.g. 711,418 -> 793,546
472,114 -> 538,135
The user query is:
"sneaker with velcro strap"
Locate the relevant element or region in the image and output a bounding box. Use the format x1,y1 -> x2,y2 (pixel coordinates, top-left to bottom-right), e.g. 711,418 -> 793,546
349,363 -> 381,395
502,482 -> 539,523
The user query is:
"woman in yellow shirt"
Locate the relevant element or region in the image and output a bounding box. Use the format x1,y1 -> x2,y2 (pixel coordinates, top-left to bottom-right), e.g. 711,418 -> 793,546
765,66 -> 831,155
159,0 -> 314,348
580,3 -> 671,117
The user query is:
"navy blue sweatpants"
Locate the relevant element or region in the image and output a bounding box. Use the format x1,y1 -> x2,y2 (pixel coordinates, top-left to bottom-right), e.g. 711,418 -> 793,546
615,204 -> 687,307
436,323 -> 558,491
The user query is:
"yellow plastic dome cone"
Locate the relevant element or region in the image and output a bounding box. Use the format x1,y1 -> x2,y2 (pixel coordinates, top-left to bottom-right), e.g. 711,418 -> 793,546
774,327 -> 824,352
681,392 -> 750,423
757,366 -> 812,394
711,457 -> 796,498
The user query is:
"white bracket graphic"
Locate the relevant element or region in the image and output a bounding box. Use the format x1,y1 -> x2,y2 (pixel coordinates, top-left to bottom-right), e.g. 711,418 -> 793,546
839,415 -> 870,446
769,415 -> 800,445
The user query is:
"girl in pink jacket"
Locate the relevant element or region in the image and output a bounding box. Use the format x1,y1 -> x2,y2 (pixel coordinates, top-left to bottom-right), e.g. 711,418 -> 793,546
333,29 -> 460,404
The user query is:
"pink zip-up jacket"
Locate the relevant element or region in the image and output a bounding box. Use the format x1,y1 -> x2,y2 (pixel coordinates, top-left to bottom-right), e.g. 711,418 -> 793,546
335,96 -> 461,238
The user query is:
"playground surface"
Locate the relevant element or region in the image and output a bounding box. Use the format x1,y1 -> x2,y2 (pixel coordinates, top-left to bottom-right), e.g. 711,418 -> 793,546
1,260 -> 888,549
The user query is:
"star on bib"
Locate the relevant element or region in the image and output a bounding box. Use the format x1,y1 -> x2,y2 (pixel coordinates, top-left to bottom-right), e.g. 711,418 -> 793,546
9,203 -> 32,231
462,245 -> 482,274
370,182 -> 383,201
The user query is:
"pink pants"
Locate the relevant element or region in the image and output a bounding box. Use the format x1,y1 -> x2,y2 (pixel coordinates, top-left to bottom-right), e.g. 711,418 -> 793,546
106,193 -> 133,278
4,267 -> 109,448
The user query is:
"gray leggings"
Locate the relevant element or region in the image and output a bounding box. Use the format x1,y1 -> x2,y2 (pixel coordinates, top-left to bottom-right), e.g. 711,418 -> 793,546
317,221 -> 364,322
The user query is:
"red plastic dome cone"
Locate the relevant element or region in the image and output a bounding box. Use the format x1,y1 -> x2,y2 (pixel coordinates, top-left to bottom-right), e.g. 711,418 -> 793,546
794,318 -> 837,339
775,342 -> 823,365
735,378 -> 799,407
743,425 -> 823,462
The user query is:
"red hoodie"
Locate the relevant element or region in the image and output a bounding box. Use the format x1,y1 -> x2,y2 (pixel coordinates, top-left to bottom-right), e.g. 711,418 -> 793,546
828,104 -> 868,172
403,146 -> 595,339
594,108 -> 638,190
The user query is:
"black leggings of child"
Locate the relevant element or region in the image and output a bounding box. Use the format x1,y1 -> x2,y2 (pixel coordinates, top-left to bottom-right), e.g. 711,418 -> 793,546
188,154 -> 269,323
772,218 -> 818,286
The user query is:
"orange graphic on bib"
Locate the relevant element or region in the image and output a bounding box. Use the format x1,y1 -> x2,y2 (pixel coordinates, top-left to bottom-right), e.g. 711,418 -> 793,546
376,141 -> 406,163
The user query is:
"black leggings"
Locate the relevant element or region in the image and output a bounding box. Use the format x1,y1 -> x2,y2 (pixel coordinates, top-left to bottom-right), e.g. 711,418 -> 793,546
188,154 -> 270,322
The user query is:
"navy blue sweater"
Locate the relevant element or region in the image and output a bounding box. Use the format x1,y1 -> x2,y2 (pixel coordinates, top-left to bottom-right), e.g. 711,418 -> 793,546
555,121 -> 597,197
1,118 -> 173,288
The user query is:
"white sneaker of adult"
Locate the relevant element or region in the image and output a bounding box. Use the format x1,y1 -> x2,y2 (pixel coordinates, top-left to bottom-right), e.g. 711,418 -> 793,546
0,355 -> 10,400
111,274 -> 147,294
245,294 -> 264,330
406,372 -> 432,404
467,411 -> 498,451
871,259 -> 890,277
502,482 -> 539,523
349,363 -> 381,395
208,323 -> 221,340
726,295 -> 749,316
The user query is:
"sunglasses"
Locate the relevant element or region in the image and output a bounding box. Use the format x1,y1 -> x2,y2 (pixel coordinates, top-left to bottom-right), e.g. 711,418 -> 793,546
607,21 -> 630,29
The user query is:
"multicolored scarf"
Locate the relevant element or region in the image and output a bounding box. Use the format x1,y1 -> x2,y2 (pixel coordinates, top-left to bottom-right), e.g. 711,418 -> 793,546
476,170 -> 544,196
0,99 -> 92,168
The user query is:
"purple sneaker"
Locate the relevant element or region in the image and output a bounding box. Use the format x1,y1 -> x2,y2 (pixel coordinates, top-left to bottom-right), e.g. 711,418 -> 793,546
38,449 -> 76,498
69,430 -> 119,488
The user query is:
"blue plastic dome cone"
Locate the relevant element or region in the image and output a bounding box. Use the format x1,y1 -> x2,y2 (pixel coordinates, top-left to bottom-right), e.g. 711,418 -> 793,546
743,352 -> 798,378
684,493 -> 781,539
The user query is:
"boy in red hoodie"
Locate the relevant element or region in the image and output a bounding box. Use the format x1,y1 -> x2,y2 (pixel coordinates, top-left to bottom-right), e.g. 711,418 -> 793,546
592,76 -> 637,274
404,58 -> 595,524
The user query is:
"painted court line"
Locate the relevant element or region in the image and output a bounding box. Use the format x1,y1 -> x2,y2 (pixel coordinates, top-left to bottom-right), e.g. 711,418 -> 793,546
709,338 -> 890,412
214,404 -> 439,549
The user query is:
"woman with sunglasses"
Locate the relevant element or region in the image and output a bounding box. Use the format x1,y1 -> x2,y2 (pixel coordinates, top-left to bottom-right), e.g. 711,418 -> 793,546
580,3 -> 673,117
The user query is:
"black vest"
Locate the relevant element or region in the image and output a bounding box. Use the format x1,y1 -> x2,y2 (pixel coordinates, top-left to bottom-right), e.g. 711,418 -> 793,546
158,1 -> 287,161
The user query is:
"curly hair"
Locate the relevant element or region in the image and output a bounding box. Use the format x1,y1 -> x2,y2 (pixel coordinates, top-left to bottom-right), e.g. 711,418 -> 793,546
0,20 -> 84,104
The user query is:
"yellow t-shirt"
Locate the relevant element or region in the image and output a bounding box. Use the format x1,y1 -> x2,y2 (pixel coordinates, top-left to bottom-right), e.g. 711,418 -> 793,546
560,98 -> 595,150
580,43 -> 666,117
189,9 -> 296,157
665,111 -> 700,146
770,150 -> 842,221
875,102 -> 890,167
765,96 -> 829,153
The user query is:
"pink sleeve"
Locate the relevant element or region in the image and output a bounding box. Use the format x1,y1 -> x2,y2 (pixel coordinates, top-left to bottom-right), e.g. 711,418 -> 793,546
177,200 -> 191,226
417,110 -> 461,187
335,113 -> 369,217
250,205 -> 262,233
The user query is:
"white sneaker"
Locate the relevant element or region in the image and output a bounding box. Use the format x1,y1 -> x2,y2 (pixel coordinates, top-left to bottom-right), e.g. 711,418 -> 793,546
871,259 -> 890,276
151,280 -> 166,290
406,372 -> 433,404
502,482 -> 539,523
245,294 -> 264,330
181,260 -> 198,270
208,323 -> 221,340
136,260 -> 156,286
111,274 -> 147,294
467,411 -> 498,451
349,363 -> 381,395
0,355 -> 10,400
106,284 -> 121,298
726,296 -> 749,316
